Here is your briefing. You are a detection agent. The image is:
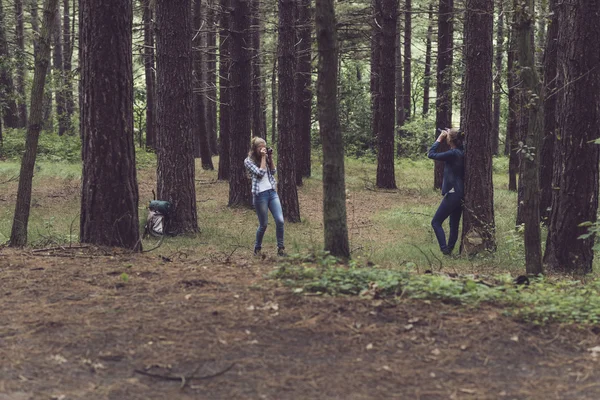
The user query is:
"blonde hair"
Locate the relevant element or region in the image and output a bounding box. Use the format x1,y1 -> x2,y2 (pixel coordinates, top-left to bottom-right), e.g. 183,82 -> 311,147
447,128 -> 464,148
248,136 -> 267,164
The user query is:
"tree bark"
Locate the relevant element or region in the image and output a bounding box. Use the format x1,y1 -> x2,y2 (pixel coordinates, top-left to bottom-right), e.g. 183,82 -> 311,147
9,0 -> 60,247
295,0 -> 312,181
434,0 -> 453,189
316,0 -> 349,259
53,11 -> 67,136
539,0 -> 557,224
402,0 -> 411,119
543,0 -> 600,274
156,0 -> 199,234
207,0 -> 219,155
395,6 -> 404,156
0,0 -> 20,129
461,0 -> 495,255
491,0 -> 503,155
277,0 -> 300,221
193,0 -> 214,169
371,0 -> 381,150
422,3 -> 433,116
376,0 -> 397,189
218,0 -> 231,180
141,0 -> 156,150
62,0 -> 74,133
228,0 -> 253,207
250,0 -> 265,139
14,0 -> 28,127
507,26 -> 518,191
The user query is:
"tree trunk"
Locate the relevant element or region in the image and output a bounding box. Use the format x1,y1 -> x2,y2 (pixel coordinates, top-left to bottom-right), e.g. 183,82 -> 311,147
14,0 -> 28,127
228,0 -> 253,207
395,7 -> 403,156
543,0 -> 600,274
78,0 -> 140,250
516,0 -> 542,275
156,0 -> 199,234
62,0 -> 74,134
539,0 -> 557,224
316,0 -> 349,259
218,0 -> 231,180
371,0 -> 381,151
277,0 -> 300,221
507,27 -> 518,191
30,2 -> 53,131
0,0 -> 20,129
207,0 -> 219,155
250,0 -> 265,139
461,0 -> 495,255
142,0 -> 156,150
193,0 -> 214,169
271,48 -> 277,144
434,0 -> 453,189
53,11 -> 67,136
295,0 -> 312,180
376,0 -> 397,189
422,3 -> 433,116
491,0 -> 503,155
402,0 -> 411,119
9,0 -> 59,247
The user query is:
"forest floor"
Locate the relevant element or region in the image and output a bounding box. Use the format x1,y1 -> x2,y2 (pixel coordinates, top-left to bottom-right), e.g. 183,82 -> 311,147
1,248 -> 600,400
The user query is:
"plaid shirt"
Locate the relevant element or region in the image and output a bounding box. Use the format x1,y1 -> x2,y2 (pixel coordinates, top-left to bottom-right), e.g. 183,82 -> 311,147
244,157 -> 277,196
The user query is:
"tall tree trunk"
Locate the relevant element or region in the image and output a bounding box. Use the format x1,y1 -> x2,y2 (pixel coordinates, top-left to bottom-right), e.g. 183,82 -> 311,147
271,48 -> 277,144
250,0 -> 265,139
0,1 -> 20,129
371,0 -> 381,151
30,1 -> 53,131
395,7 -> 403,156
507,27 -> 518,191
543,0 -> 600,274
228,0 -> 253,207
14,0 -> 28,127
434,0 -> 453,189
62,0 -> 73,134
422,3 -> 433,116
402,0 -> 411,119
53,11 -> 67,136
156,0 -> 199,234
461,0 -> 495,255
316,0 -> 349,258
491,0 -> 503,155
376,0 -> 397,189
193,0 -> 214,169
539,0 -> 557,224
218,0 -> 231,180
9,0 -> 59,247
79,0 -> 140,250
295,0 -> 312,181
141,0 -> 156,150
207,0 -> 219,155
277,0 -> 300,221
516,0 -> 542,274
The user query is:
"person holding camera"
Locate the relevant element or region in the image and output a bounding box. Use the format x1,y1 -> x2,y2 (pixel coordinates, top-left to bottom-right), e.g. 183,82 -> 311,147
428,128 -> 465,255
244,137 -> 286,257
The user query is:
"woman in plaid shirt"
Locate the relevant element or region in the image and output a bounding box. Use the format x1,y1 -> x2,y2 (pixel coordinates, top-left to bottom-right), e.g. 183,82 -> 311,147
244,137 -> 286,256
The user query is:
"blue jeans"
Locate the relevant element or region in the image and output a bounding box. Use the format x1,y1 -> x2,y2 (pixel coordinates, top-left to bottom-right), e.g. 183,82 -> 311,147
254,189 -> 284,250
431,193 -> 463,253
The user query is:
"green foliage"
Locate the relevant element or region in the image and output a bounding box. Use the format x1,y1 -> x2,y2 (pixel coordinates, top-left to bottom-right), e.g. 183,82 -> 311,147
1,129 -> 81,162
396,115 -> 437,158
272,253 -> 600,325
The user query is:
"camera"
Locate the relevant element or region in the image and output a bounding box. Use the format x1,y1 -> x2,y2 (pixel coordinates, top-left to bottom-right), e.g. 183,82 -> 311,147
266,147 -> 273,156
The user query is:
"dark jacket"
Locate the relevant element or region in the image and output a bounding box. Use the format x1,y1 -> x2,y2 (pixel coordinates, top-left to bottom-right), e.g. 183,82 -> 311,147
428,141 -> 465,197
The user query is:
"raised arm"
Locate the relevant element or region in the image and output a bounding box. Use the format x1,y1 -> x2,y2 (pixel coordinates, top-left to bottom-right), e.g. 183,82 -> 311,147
244,157 -> 266,178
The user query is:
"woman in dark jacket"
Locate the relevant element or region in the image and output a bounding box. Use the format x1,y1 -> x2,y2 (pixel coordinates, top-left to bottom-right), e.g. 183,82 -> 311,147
427,128 -> 465,255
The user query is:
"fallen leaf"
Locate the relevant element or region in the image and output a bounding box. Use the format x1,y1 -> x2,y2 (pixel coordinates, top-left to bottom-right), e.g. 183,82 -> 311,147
460,344 -> 468,351
588,346 -> 600,358
510,335 -> 519,342
408,317 -> 420,323
431,348 -> 441,356
366,343 -> 374,350
185,294 -> 192,300
459,388 -> 476,394
49,354 -> 68,364
404,324 -> 413,331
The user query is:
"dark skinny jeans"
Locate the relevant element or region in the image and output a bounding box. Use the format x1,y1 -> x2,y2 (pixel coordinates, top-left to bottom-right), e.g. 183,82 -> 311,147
431,192 -> 463,253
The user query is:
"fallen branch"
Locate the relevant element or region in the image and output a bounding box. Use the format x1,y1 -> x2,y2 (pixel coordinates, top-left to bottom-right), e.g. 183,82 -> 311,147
134,363 -> 235,388
0,175 -> 18,185
32,245 -> 91,253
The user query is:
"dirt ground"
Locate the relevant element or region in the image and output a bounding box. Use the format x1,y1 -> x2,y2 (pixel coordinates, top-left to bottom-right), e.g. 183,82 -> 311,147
1,248 -> 600,400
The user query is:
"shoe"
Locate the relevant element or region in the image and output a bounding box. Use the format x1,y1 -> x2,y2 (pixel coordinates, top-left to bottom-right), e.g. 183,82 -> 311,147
441,247 -> 452,256
277,247 -> 288,257
254,247 -> 261,256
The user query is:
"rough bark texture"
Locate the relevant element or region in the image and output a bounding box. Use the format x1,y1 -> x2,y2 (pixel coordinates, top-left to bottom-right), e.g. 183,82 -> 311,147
434,0 -> 453,189
461,0 -> 495,255
155,0 -> 199,233
62,0 -> 74,133
193,0 -> 214,170
53,11 -> 67,136
516,0 -> 543,274
371,0 -> 381,150
375,0 -> 397,189
218,0 -> 231,180
228,0 -> 253,207
250,0 -> 265,139
295,0 -> 312,180
491,0 -> 503,155
207,0 -> 219,155
422,3 -> 433,116
394,7 -> 403,156
0,0 -> 20,129
142,0 -> 156,150
316,0 -> 349,258
539,0 -> 557,224
10,0 -> 60,247
277,0 -> 300,221
506,27 -> 518,191
402,0 -> 411,119
14,0 -> 28,127
543,0 -> 600,274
